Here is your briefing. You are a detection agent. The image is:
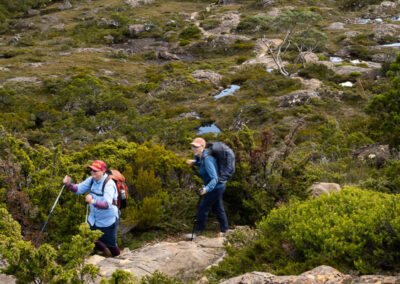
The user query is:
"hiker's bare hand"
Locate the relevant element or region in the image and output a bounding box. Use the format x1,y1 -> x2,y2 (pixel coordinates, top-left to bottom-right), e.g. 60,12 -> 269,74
63,175 -> 71,185
187,159 -> 195,166
85,194 -> 94,204
199,187 -> 207,195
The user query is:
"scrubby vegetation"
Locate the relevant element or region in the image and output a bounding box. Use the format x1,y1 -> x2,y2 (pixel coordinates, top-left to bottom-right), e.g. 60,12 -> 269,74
208,187 -> 400,280
1,0 -> 400,281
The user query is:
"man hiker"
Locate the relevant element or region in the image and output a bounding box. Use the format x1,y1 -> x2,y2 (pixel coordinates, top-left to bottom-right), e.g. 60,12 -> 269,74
186,137 -> 230,238
63,160 -> 120,257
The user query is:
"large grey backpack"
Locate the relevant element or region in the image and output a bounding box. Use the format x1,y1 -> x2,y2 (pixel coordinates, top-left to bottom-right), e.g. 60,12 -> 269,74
206,142 -> 235,183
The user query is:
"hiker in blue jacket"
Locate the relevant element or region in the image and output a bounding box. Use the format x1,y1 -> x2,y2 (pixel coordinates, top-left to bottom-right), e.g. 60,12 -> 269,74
187,137 -> 229,238
63,160 -> 120,257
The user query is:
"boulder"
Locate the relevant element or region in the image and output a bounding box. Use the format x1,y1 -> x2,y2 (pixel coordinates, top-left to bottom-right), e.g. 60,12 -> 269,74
221,266 -> 352,284
59,1 -> 72,11
309,182 -> 341,198
291,76 -> 322,91
86,236 -> 225,281
380,1 -> 397,9
26,9 -> 40,16
372,52 -> 397,63
265,8 -> 281,18
353,143 -> 391,167
260,0 -> 277,8
373,24 -> 400,42
278,90 -> 320,107
206,13 -> 241,35
325,22 -> 346,30
128,24 -> 146,36
300,52 -> 319,63
156,50 -> 179,60
124,0 -> 155,8
192,70 -> 222,88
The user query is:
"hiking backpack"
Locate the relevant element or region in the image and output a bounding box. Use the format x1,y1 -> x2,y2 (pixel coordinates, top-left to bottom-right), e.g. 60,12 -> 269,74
90,169 -> 128,209
205,142 -> 235,183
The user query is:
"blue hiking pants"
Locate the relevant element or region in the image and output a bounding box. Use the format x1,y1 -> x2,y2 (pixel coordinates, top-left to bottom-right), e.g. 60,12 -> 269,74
90,218 -> 119,247
195,184 -> 229,232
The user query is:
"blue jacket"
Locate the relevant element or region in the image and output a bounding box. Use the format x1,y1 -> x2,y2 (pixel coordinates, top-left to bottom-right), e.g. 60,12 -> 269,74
194,150 -> 224,193
76,173 -> 119,227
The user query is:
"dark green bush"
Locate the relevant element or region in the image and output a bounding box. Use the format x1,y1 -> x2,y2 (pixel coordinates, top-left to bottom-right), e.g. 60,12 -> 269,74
236,15 -> 271,34
179,25 -> 201,40
209,187 -> 400,280
338,0 -> 383,10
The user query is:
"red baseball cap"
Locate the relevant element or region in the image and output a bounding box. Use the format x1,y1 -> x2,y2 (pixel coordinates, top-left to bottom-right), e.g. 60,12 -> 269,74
88,160 -> 107,172
190,137 -> 206,148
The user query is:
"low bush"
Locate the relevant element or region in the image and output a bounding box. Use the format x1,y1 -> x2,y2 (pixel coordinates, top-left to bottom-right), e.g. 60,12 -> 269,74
208,187 -> 400,280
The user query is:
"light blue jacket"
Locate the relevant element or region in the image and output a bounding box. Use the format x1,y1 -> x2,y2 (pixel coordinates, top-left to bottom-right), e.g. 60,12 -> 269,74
76,173 -> 119,227
194,150 -> 224,193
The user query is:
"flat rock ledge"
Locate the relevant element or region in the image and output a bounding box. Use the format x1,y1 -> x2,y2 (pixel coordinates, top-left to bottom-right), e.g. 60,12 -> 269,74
219,265 -> 400,284
86,236 -> 225,282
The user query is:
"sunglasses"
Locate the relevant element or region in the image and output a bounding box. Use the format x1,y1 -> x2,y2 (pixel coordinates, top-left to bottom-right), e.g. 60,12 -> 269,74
90,169 -> 100,173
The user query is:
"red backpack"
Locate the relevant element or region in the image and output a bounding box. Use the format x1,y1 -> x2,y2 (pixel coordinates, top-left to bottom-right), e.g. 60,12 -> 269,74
91,169 -> 129,209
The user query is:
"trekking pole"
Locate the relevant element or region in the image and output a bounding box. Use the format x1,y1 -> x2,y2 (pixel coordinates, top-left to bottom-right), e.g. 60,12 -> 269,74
190,194 -> 203,241
85,204 -> 89,223
35,185 -> 65,247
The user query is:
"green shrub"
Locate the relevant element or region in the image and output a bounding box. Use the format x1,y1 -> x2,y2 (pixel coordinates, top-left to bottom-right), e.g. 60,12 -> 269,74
179,25 -> 201,40
338,0 -> 383,10
200,18 -> 220,30
236,15 -> 272,34
209,187 -> 400,279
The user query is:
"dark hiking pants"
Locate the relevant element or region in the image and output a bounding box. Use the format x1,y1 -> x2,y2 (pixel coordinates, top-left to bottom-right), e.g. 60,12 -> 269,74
195,184 -> 229,232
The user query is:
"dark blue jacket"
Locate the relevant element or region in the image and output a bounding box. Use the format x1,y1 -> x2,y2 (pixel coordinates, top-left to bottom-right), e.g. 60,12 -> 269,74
194,150 -> 224,193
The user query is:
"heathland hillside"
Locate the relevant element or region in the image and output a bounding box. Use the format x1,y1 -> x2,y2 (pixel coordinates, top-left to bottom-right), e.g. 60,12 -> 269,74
2,0 -> 400,283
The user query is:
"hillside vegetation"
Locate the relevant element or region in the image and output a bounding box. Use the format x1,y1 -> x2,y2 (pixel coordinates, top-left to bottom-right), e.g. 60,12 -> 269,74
1,0 -> 400,282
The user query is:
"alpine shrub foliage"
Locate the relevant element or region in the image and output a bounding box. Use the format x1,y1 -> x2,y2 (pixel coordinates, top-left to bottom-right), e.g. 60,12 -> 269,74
209,187 -> 400,279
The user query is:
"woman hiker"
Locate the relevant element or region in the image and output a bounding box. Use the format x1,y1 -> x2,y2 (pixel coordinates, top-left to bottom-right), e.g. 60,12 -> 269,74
63,160 -> 120,257
186,137 -> 229,238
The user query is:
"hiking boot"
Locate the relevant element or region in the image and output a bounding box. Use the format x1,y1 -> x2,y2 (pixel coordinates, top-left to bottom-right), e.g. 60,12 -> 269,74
185,232 -> 197,240
102,247 -> 113,257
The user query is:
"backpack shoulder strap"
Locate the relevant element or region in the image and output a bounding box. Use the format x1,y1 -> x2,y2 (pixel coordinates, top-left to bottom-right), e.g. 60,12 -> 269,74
90,176 -> 110,196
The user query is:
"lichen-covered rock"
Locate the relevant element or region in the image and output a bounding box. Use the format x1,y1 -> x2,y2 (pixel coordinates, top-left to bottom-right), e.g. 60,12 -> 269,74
192,70 -> 222,88
220,266 -> 353,284
124,0 -> 155,8
309,182 -> 341,198
86,237 -> 225,282
353,143 -> 391,167
325,22 -> 346,30
373,24 -> 400,42
278,90 -> 320,107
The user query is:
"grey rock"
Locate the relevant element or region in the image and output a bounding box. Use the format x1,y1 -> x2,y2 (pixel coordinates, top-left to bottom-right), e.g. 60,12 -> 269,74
26,9 -> 40,16
192,70 -> 222,88
353,143 -> 391,167
59,1 -> 72,11
300,52 -> 319,63
156,50 -> 179,60
309,183 -> 341,198
278,90 -> 320,107
260,0 -> 277,8
373,24 -> 400,42
372,52 -> 397,63
381,1 -> 397,9
325,22 -> 346,30
124,0 -> 155,8
86,236 -> 225,282
128,24 -> 146,36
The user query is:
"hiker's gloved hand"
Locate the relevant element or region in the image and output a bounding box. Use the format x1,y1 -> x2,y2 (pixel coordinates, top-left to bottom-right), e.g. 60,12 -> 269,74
63,175 -> 71,185
85,194 -> 94,205
198,186 -> 207,195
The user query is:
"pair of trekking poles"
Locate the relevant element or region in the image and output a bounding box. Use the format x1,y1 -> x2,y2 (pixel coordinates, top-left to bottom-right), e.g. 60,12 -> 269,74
34,184 -> 90,247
